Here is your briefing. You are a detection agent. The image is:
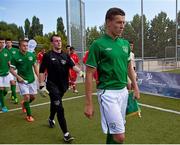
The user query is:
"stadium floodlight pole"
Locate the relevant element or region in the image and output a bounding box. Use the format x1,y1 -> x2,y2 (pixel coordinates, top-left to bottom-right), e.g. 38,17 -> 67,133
175,0 -> 178,67
141,0 -> 144,71
66,0 -> 72,46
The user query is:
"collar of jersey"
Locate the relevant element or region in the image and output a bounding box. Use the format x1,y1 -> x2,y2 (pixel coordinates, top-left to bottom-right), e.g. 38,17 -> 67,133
104,33 -> 119,41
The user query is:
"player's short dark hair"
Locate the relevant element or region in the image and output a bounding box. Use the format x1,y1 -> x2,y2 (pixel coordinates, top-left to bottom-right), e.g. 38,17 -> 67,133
70,46 -> 75,51
105,7 -> 125,22
0,37 -> 5,40
50,34 -> 60,42
19,39 -> 28,46
129,40 -> 134,44
66,45 -> 71,49
6,38 -> 12,42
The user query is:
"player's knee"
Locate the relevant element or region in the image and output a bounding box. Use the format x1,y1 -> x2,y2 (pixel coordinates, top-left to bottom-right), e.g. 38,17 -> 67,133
30,95 -> 35,100
10,80 -> 16,85
113,133 -> 125,143
24,95 -> 30,101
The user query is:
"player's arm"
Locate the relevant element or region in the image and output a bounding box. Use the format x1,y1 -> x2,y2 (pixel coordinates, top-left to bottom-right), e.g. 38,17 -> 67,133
84,65 -> 96,119
128,61 -> 140,99
33,63 -> 39,79
39,53 -> 48,87
84,42 -> 99,119
10,63 -> 24,83
68,55 -> 84,77
72,65 -> 84,77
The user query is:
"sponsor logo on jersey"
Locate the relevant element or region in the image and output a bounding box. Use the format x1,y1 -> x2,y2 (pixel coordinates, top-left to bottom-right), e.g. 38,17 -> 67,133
18,59 -> 22,62
105,48 -> 112,51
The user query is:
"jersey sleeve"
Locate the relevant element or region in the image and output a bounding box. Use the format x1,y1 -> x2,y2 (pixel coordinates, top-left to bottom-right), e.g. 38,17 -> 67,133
86,42 -> 100,68
82,51 -> 89,64
10,56 -> 16,69
39,53 -> 48,73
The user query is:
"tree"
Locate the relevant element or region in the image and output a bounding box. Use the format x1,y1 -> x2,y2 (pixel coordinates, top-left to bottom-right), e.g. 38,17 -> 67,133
24,18 -> 30,37
127,14 -> 150,58
86,26 -> 100,50
122,22 -> 136,42
57,17 -> 66,37
0,21 -> 24,40
99,24 -> 106,35
18,26 -> 24,39
29,16 -> 43,39
149,12 -> 176,58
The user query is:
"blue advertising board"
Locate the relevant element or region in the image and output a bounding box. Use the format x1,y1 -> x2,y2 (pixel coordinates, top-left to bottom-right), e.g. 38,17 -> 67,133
137,71 -> 180,99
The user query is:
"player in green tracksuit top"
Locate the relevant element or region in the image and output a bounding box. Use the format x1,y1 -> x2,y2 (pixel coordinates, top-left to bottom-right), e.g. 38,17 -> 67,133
10,40 -> 39,122
0,37 -> 13,112
6,38 -> 19,104
84,8 -> 140,144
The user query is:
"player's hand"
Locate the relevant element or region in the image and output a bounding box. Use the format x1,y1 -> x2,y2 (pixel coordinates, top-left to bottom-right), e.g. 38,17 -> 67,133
39,85 -> 49,93
17,76 -> 25,83
79,71 -> 85,78
84,104 -> 94,119
133,86 -> 140,100
39,85 -> 49,97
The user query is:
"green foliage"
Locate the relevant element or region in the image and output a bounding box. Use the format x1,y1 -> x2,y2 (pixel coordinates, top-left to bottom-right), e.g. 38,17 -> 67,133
86,26 -> 101,50
86,11 -> 178,58
29,16 -> 43,39
57,17 -> 66,37
24,18 -> 30,36
0,21 -> 24,40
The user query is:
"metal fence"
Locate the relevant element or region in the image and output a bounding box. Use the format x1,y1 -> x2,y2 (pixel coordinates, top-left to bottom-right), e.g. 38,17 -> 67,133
136,58 -> 180,72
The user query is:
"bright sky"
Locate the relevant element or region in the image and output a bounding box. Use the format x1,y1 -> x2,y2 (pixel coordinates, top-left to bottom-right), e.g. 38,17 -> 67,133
0,0 -> 178,34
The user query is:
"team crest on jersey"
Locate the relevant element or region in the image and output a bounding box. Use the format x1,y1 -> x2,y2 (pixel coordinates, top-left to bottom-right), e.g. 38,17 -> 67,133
51,58 -> 56,61
18,59 -> 22,62
28,56 -> 33,61
61,59 -> 66,65
122,46 -> 128,53
12,51 -> 16,54
4,53 -> 8,57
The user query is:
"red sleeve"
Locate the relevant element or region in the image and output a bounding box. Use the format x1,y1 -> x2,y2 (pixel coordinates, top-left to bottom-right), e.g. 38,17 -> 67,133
83,51 -> 89,64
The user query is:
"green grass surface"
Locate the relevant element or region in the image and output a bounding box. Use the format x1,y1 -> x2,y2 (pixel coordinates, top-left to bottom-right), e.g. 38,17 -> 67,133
163,69 -> 180,74
0,83 -> 180,144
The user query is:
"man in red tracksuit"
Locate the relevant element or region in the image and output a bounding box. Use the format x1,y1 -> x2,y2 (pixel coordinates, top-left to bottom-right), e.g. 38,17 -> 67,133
69,47 -> 80,93
37,48 -> 46,65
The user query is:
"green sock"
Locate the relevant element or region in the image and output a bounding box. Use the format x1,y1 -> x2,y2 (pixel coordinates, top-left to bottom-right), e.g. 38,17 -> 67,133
11,85 -> 17,99
0,90 -> 5,107
106,133 -> 120,144
24,101 -> 32,116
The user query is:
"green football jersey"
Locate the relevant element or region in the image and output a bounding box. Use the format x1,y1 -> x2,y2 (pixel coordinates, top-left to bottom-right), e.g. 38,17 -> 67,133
11,51 -> 37,83
6,47 -> 19,58
86,34 -> 131,90
0,48 -> 11,76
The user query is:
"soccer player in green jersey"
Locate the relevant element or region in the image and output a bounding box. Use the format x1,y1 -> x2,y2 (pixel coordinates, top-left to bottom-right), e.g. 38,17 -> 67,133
6,38 -> 19,104
0,37 -> 13,112
84,8 -> 140,144
10,40 -> 39,122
